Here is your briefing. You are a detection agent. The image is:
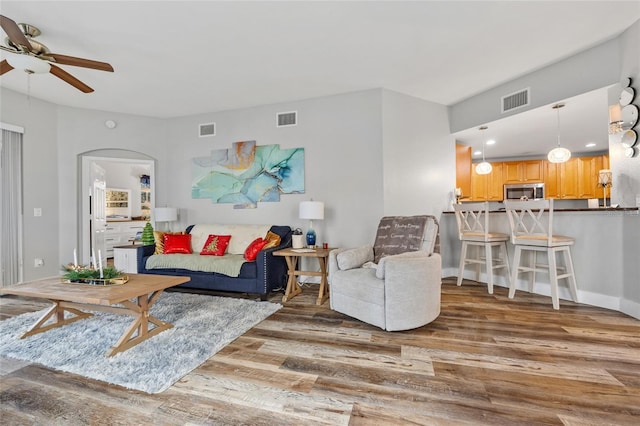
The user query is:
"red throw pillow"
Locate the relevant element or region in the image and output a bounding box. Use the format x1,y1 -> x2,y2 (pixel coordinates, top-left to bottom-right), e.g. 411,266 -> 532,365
163,233 -> 192,254
244,238 -> 267,261
200,234 -> 232,256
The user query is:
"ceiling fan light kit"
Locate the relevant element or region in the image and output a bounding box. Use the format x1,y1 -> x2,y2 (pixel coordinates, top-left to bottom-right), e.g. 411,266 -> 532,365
5,51 -> 50,74
0,14 -> 114,93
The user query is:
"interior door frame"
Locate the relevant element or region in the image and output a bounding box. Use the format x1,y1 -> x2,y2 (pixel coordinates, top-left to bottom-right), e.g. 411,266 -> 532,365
80,153 -> 156,264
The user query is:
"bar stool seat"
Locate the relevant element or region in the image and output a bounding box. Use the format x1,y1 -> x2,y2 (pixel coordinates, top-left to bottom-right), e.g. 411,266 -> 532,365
504,199 -> 578,309
453,202 -> 511,294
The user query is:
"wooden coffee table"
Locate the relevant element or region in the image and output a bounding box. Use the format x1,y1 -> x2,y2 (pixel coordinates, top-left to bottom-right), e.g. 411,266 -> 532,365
0,274 -> 190,357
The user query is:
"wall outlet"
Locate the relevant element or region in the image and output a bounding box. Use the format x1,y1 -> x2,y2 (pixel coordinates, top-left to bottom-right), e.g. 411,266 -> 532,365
34,258 -> 44,267
34,208 -> 42,217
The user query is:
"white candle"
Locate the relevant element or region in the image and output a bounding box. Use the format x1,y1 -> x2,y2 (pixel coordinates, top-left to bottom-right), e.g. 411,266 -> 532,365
73,249 -> 78,268
98,250 -> 104,278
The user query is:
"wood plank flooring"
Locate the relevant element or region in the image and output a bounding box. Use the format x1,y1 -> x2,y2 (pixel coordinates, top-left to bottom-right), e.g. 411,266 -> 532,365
1,277 -> 639,425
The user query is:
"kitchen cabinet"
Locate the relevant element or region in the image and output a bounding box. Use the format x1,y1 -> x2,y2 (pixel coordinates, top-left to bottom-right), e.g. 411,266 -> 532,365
503,160 -> 544,182
456,144 -> 472,198
105,221 -> 147,258
470,162 -> 503,201
544,155 -> 609,199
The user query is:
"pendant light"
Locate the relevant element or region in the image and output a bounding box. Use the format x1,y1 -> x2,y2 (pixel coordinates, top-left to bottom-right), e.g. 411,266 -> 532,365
547,103 -> 571,163
475,126 -> 492,175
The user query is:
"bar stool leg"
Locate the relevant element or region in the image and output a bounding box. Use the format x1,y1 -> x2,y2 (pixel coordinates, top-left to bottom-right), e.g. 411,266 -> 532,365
457,241 -> 468,286
485,242 -> 494,294
548,248 -> 560,310
509,246 -> 521,299
563,247 -> 578,302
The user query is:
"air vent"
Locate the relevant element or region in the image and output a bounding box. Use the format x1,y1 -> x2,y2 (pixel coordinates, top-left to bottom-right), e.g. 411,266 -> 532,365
277,111 -> 297,127
199,122 -> 216,137
501,88 -> 530,113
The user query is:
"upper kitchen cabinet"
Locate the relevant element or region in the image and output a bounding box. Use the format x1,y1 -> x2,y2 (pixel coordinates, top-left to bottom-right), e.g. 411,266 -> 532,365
503,160 -> 544,183
455,144 -> 472,198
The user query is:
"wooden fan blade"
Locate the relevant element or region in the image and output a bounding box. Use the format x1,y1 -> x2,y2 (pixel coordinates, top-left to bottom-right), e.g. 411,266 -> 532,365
0,59 -> 14,75
0,15 -> 32,51
49,64 -> 94,93
48,53 -> 114,72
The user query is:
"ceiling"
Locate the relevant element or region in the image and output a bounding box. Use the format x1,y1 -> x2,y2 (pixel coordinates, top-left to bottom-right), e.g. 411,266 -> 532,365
1,1 -> 639,156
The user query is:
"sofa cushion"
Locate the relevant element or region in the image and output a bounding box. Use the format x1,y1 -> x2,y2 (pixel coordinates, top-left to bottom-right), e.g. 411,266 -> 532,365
164,234 -> 192,254
189,224 -> 272,254
373,215 -> 439,262
200,234 -> 231,256
244,238 -> 267,261
336,246 -> 374,271
262,230 -> 281,249
153,231 -> 184,254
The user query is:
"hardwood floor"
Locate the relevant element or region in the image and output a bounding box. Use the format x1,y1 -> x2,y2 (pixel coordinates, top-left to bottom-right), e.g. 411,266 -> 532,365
1,277 -> 639,425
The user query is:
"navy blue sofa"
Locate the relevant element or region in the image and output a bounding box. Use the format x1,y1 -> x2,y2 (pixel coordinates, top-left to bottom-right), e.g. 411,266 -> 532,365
135,225 -> 292,299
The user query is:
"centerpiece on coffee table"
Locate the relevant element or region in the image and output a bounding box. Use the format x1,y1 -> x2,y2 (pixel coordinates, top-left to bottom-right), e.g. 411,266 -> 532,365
61,264 -> 129,286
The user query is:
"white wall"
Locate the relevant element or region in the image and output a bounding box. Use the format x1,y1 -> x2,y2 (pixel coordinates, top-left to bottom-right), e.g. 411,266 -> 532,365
55,106 -> 166,265
449,37 -> 620,133
615,20 -> 640,308
164,89 -> 385,248
0,89 -> 60,281
381,90 -> 455,218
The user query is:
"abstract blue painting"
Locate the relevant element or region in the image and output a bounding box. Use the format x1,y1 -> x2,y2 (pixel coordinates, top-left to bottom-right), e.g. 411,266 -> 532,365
192,140 -> 305,209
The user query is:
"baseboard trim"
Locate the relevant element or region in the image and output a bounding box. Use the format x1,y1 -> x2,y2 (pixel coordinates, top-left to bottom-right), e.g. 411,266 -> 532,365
442,268 -> 640,320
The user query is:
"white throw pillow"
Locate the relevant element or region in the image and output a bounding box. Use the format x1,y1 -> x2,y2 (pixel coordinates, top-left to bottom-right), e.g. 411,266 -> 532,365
376,251 -> 429,279
336,246 -> 374,271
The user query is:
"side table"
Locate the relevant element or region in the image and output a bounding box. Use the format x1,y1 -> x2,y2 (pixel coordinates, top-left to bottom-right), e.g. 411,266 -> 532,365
113,244 -> 144,273
273,247 -> 333,305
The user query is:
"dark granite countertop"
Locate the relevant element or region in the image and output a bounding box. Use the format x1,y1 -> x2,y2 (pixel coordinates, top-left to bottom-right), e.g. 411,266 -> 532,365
442,207 -> 639,214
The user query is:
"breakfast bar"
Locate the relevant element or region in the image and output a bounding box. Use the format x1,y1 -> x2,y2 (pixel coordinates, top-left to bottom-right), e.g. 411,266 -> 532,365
440,206 -> 640,317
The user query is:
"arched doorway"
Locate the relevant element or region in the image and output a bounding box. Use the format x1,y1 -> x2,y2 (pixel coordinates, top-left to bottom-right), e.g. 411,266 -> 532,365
79,149 -> 156,264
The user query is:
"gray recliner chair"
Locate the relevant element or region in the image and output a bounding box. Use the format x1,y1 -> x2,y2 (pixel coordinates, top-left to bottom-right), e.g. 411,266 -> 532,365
328,216 -> 442,331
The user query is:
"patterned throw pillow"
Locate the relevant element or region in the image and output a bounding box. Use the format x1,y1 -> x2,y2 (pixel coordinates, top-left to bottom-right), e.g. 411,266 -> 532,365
244,238 -> 268,261
163,234 -> 192,254
154,231 -> 184,254
200,234 -> 232,256
262,230 -> 281,249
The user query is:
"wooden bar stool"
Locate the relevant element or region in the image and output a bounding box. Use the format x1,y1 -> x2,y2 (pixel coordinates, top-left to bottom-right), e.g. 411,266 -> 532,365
504,199 -> 578,309
453,202 -> 511,294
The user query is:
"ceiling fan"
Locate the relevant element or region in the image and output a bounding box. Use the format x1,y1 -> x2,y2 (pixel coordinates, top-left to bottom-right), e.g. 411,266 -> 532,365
0,14 -> 113,93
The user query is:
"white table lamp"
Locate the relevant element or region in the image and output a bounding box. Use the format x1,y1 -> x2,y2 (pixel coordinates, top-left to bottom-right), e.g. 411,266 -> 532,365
299,201 -> 324,247
155,207 -> 178,231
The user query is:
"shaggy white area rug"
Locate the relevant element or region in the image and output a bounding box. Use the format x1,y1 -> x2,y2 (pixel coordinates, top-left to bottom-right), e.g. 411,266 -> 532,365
0,292 -> 281,393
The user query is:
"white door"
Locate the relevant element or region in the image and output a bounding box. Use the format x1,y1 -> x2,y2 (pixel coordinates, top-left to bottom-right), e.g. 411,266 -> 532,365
91,162 -> 107,267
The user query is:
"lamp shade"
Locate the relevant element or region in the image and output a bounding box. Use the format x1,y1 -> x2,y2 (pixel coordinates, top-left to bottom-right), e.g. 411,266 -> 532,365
6,53 -> 51,74
598,169 -> 612,185
475,161 -> 492,175
547,147 -> 571,163
299,201 -> 324,220
155,207 -> 177,222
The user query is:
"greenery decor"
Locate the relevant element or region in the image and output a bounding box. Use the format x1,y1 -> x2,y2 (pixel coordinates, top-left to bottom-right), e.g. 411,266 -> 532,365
61,264 -> 127,285
141,222 -> 155,245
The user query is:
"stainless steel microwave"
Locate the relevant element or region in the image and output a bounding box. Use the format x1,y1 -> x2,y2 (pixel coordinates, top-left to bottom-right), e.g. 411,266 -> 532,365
503,183 -> 545,201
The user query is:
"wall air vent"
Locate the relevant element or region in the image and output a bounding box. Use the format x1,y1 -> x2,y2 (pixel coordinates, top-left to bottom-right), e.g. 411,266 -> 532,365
501,88 -> 530,113
199,122 -> 216,137
277,111 -> 297,127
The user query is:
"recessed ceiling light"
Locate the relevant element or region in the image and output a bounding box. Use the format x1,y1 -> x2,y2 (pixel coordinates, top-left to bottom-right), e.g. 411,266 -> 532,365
585,143 -> 596,148
486,139 -> 496,145
473,150 -> 482,156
